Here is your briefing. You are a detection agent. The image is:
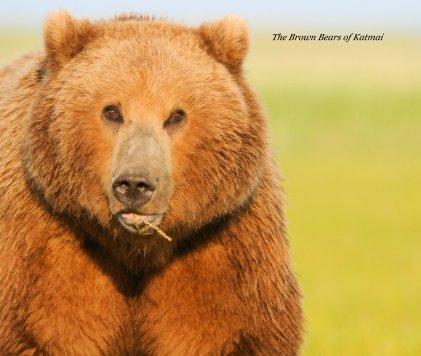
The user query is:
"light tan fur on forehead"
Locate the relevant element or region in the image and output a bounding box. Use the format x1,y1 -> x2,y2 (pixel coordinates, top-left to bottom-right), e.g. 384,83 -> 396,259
43,11 -> 249,73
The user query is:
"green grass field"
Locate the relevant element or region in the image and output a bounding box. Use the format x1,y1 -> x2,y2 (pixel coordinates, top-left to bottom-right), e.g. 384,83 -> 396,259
246,36 -> 421,355
1,30 -> 420,355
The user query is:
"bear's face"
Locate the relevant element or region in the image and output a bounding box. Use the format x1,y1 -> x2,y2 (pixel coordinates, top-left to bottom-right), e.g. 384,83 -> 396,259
25,12 -> 265,266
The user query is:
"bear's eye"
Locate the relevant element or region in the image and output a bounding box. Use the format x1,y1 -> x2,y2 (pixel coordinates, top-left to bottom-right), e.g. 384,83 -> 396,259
164,109 -> 186,129
103,105 -> 123,123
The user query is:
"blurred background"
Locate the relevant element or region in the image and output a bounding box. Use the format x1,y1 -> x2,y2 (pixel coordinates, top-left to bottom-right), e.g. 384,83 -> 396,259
1,1 -> 420,355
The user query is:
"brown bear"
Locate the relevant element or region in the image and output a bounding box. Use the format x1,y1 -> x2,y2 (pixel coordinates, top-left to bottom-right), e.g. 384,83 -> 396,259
0,11 -> 303,355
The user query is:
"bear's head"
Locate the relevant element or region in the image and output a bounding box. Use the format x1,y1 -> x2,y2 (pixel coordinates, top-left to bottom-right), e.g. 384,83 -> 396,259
24,11 -> 266,271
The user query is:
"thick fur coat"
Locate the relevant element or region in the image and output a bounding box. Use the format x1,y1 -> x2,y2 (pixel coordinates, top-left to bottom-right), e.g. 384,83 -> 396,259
0,12 -> 303,355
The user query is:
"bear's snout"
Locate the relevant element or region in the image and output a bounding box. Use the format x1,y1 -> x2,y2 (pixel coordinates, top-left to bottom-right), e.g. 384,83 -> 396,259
112,172 -> 157,208
108,122 -> 173,224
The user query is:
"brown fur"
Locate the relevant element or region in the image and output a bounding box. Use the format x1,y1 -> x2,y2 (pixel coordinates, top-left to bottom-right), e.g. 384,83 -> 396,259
0,11 -> 303,355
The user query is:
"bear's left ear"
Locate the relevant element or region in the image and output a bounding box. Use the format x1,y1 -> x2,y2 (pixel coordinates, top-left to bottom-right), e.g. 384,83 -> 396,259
199,16 -> 249,72
44,11 -> 97,71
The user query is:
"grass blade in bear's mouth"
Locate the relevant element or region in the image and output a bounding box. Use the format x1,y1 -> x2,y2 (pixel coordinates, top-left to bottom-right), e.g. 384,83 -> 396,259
119,213 -> 172,242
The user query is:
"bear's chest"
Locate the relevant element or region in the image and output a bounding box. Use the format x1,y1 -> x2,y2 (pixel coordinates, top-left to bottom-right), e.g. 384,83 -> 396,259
23,234 -> 237,355
25,238 -> 152,355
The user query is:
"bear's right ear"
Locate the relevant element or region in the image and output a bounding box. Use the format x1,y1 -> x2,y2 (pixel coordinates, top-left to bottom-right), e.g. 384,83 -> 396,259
44,11 -> 96,71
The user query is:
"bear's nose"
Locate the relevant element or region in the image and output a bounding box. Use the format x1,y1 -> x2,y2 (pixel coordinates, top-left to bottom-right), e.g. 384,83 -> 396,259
112,174 -> 156,207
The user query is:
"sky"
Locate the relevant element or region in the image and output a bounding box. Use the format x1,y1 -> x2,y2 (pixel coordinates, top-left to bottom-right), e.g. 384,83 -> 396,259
0,0 -> 420,33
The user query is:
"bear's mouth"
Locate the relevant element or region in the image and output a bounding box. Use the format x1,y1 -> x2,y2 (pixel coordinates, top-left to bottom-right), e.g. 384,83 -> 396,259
116,213 -> 163,235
